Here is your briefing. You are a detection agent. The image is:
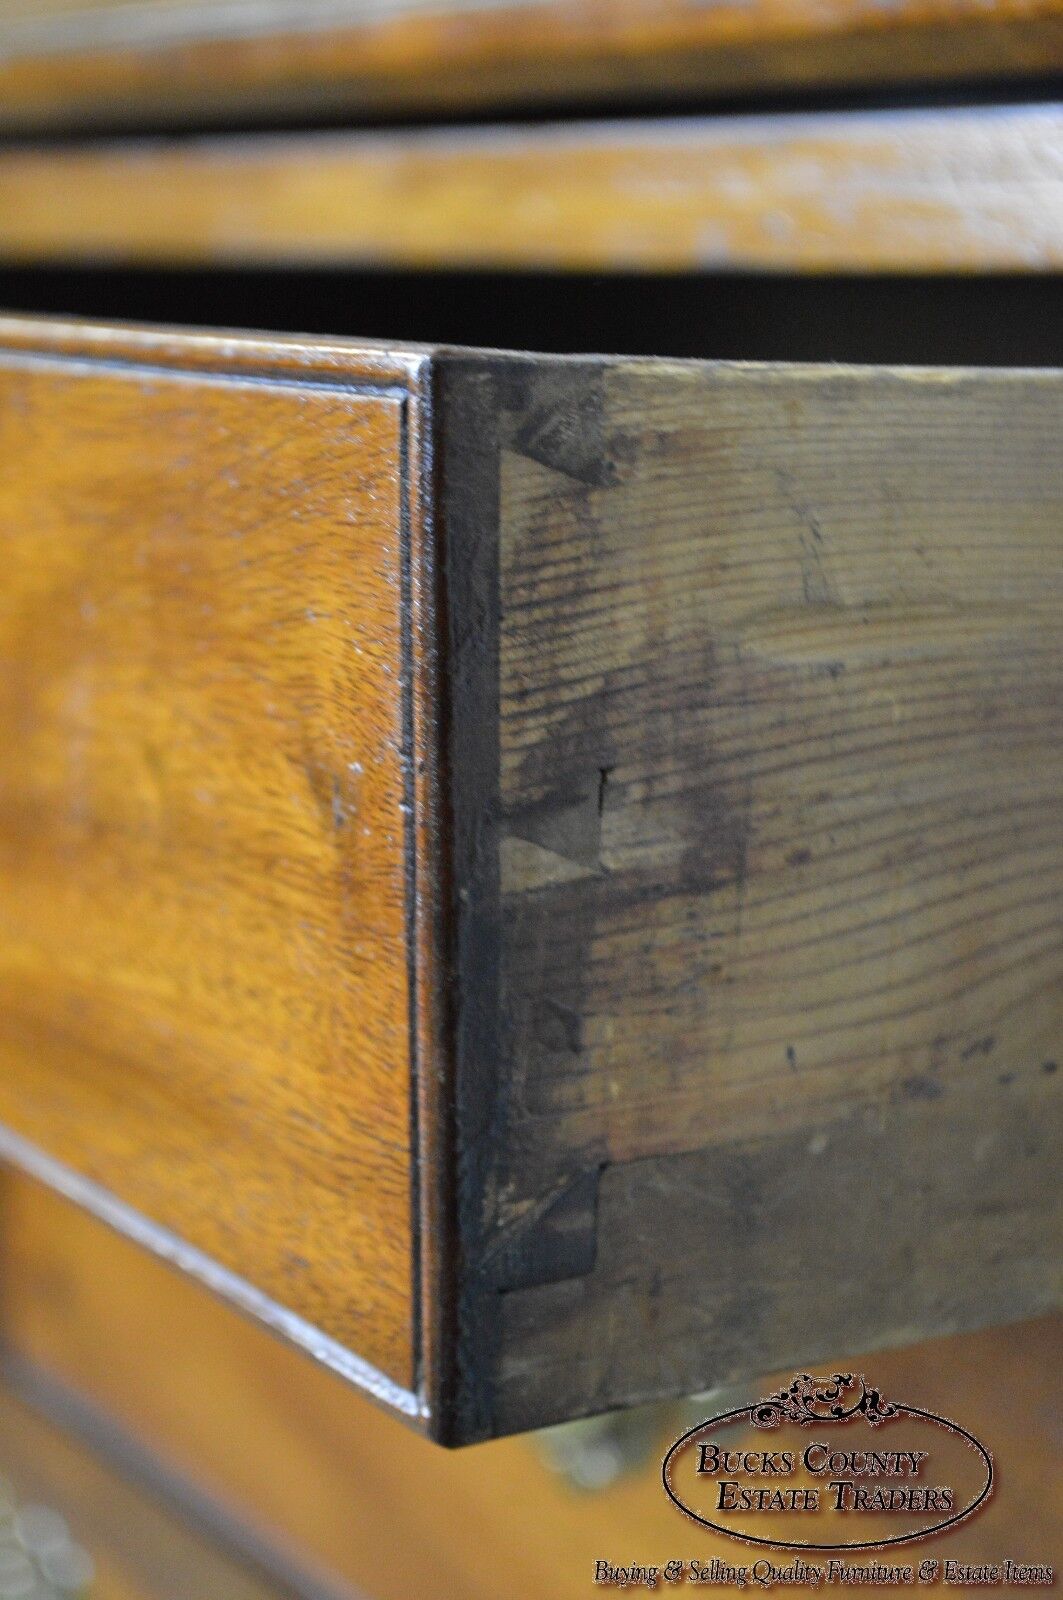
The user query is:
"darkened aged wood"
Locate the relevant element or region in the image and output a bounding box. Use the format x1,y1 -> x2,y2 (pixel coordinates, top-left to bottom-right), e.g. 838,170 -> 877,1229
2,106 -> 1061,274
0,317 -> 443,1416
440,354 -> 1063,1438
0,315 -> 1058,1444
0,0 -> 1060,131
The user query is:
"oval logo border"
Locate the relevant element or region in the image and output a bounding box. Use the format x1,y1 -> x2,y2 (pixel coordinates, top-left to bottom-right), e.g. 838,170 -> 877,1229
662,1400 -> 993,1552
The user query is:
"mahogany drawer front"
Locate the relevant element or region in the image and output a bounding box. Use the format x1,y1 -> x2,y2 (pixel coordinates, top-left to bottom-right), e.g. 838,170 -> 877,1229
0,315 -> 1059,1445
0,322 -> 438,1414
0,1361 -> 303,1600
1,106 -> 1061,276
1,1170 -> 1058,1600
1,0 -> 1061,133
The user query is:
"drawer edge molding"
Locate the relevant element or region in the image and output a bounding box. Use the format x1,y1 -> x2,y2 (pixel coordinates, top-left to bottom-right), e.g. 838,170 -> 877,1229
0,1123 -> 425,1421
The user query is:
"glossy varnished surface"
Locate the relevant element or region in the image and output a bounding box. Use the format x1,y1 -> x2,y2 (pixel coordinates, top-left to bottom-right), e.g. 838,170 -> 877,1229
1,1174 -> 1059,1599
0,1381 -> 306,1600
1,106 -> 1060,273
0,0 -> 1060,129
0,318 -> 435,1402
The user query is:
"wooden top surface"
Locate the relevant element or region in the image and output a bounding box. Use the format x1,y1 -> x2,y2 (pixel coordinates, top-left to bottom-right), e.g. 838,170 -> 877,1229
0,0 -> 1060,129
0,317 -> 436,1410
0,105 -> 1059,273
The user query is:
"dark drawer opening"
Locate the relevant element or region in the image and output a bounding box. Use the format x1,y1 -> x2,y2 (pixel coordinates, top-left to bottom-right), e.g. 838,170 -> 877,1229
0,266 -> 1060,366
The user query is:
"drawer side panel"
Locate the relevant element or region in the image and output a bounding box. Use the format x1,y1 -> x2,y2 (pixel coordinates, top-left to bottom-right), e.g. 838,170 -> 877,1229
459,356 -> 1063,1435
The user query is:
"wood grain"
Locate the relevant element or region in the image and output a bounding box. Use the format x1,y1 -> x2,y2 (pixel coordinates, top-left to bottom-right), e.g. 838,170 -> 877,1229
0,0 -> 1061,130
0,1378 -> 305,1600
0,316 -> 439,1408
0,317 -> 1059,1443
1,106 -> 1062,273
437,354 -> 1063,1437
2,1172 -> 1059,1599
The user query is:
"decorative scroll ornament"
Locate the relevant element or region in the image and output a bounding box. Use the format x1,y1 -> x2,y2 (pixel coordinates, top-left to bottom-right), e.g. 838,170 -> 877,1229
751,1373 -> 899,1429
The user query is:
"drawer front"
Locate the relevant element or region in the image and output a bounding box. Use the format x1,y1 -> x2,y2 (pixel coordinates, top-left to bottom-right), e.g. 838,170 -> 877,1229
0,320 -> 437,1409
0,1363 -> 303,1600
1,108 -> 1060,275
1,1171 -> 1059,1600
1,0 -> 1061,131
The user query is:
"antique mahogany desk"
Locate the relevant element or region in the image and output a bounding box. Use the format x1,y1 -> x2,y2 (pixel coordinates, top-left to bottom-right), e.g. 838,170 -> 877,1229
0,1 -> 1058,1592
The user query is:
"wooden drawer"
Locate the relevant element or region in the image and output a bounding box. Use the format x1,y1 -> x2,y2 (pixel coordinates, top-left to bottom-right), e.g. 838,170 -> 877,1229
0,107 -> 1061,275
1,1170 -> 1059,1600
1,0 -> 1061,132
0,313 -> 1059,1444
0,1369 -> 305,1600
